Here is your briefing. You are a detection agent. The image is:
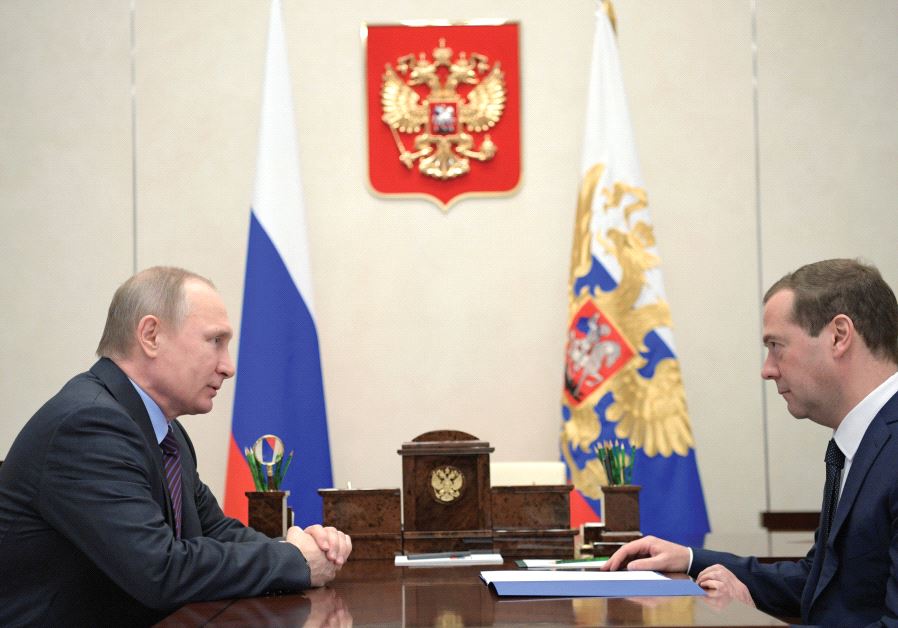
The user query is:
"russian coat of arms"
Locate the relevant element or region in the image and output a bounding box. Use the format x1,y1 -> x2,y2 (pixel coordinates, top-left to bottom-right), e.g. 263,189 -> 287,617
430,465 -> 465,503
365,23 -> 520,210
381,38 -> 506,181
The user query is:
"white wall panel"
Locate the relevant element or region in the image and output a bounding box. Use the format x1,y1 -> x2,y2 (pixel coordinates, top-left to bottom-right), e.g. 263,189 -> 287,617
758,0 -> 898,512
2,0 -> 896,540
0,0 -> 132,451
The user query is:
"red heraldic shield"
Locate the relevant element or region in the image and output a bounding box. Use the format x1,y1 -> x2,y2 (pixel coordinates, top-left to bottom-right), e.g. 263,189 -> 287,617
365,22 -> 521,211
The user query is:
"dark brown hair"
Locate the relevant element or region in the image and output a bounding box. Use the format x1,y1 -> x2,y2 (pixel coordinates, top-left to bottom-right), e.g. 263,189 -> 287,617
764,258 -> 898,364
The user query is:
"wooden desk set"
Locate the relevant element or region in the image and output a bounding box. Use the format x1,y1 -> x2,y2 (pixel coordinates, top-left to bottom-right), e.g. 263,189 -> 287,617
318,430 -> 577,559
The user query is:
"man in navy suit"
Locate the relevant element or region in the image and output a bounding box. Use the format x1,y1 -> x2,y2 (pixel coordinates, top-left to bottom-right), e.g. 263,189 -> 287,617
0,267 -> 352,626
604,258 -> 898,627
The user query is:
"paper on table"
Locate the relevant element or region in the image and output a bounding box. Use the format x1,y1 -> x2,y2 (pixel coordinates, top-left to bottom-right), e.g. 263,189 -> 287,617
480,569 -> 705,598
516,558 -> 608,570
395,553 -> 504,567
481,570 -> 666,583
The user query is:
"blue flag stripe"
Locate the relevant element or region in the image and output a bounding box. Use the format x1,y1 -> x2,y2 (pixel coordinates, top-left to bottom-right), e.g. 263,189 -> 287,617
231,211 -> 332,527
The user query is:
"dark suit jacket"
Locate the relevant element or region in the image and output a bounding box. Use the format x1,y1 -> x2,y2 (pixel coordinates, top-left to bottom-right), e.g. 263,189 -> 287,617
690,389 -> 898,627
0,359 -> 311,627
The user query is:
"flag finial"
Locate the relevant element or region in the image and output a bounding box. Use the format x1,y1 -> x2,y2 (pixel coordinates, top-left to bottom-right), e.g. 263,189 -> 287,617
600,0 -> 618,36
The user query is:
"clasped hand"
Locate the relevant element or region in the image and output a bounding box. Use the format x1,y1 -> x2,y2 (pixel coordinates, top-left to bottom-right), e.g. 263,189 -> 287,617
286,524 -> 353,587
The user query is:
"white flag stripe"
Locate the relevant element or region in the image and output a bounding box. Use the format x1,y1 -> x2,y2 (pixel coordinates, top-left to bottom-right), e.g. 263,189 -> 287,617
252,0 -> 316,310
583,6 -> 670,345
580,6 -> 642,186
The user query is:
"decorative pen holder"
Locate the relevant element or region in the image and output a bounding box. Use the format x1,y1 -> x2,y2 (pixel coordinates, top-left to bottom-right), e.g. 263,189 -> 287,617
246,490 -> 291,538
601,484 -> 641,532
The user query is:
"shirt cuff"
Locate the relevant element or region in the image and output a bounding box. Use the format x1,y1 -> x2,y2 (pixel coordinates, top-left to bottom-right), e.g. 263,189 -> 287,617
687,547 -> 694,575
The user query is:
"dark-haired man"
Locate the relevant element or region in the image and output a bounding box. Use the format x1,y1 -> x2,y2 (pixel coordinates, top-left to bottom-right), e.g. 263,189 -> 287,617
604,258 -> 898,626
0,267 -> 351,626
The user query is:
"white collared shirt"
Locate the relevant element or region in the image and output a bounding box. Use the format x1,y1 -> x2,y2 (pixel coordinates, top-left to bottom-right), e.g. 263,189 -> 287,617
832,370 -> 898,497
686,369 -> 898,572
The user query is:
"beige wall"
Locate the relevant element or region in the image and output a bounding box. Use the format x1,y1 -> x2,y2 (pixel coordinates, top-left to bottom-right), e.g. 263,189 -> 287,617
2,0 -> 896,539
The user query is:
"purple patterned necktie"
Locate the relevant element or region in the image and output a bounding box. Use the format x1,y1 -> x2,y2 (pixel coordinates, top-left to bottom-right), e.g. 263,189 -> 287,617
160,427 -> 183,539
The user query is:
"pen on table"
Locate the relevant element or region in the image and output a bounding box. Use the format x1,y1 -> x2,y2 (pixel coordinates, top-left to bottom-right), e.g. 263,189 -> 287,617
556,556 -> 610,563
406,551 -> 472,560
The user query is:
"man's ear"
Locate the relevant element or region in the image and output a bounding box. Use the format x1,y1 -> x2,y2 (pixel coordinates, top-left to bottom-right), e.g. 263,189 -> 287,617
831,314 -> 854,358
135,315 -> 162,357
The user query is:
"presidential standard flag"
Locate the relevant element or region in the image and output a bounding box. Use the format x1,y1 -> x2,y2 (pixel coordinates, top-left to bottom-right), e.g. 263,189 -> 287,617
224,0 -> 333,527
560,2 -> 710,547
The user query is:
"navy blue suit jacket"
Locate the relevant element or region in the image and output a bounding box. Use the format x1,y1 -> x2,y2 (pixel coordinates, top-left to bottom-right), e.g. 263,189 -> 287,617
0,359 -> 311,626
691,390 -> 898,627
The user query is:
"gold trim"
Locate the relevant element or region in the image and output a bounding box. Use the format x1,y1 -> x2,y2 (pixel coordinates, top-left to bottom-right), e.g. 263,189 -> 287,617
569,164 -> 604,290
601,0 -> 618,36
362,182 -> 525,214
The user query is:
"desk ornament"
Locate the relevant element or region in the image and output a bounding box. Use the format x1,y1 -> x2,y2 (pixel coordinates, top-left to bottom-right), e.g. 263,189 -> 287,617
320,429 -> 577,559
244,434 -> 294,538
583,440 -> 642,556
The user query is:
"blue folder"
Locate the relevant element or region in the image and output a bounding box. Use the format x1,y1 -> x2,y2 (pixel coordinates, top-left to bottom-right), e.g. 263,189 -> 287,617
484,576 -> 705,598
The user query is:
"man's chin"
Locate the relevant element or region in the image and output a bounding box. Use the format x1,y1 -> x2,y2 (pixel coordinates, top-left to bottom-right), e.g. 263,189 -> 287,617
185,401 -> 215,416
785,404 -> 809,420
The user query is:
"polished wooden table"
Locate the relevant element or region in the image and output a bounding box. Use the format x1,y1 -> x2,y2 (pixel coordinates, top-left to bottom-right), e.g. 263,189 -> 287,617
157,559 -> 786,627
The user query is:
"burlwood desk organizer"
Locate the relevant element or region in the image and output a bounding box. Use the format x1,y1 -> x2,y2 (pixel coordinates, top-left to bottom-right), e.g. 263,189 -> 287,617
246,490 -> 292,538
319,430 -> 576,558
318,488 -> 401,559
582,485 -> 642,556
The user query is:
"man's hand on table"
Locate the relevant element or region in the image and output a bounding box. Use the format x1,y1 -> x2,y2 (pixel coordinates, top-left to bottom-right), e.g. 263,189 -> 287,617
286,525 -> 353,587
696,564 -> 754,607
602,535 -> 690,573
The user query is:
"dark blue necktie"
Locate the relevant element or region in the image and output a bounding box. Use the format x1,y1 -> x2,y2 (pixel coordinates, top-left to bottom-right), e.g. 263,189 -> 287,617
160,427 -> 183,539
819,439 -> 845,546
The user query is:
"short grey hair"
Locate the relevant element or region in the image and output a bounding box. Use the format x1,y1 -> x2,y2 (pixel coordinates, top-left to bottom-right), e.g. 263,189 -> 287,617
96,266 -> 215,359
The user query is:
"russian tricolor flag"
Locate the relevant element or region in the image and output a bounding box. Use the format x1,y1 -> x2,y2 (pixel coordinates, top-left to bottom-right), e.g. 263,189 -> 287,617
224,0 -> 332,527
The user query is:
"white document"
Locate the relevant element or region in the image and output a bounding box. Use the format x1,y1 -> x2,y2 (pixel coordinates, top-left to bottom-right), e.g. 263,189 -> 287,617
517,559 -> 608,570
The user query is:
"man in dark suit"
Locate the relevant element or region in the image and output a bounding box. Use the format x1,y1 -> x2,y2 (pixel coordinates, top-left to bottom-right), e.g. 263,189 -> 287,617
604,258 -> 898,627
0,267 -> 352,626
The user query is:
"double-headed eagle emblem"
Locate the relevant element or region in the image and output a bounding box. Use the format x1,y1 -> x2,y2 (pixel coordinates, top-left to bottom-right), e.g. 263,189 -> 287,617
380,38 -> 507,180
430,465 -> 464,503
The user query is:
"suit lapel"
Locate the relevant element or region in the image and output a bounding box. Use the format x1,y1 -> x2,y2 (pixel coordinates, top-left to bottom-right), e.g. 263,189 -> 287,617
808,392 -> 898,609
91,358 -> 158,448
90,358 -> 177,535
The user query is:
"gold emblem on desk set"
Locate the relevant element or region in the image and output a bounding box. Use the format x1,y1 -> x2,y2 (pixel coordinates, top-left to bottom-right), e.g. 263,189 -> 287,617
562,165 -> 694,497
434,610 -> 465,628
430,465 -> 464,503
380,38 -> 506,181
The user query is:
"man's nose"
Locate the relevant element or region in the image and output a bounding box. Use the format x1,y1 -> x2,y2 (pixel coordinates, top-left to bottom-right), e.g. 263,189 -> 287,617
760,355 -> 777,380
220,351 -> 236,379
